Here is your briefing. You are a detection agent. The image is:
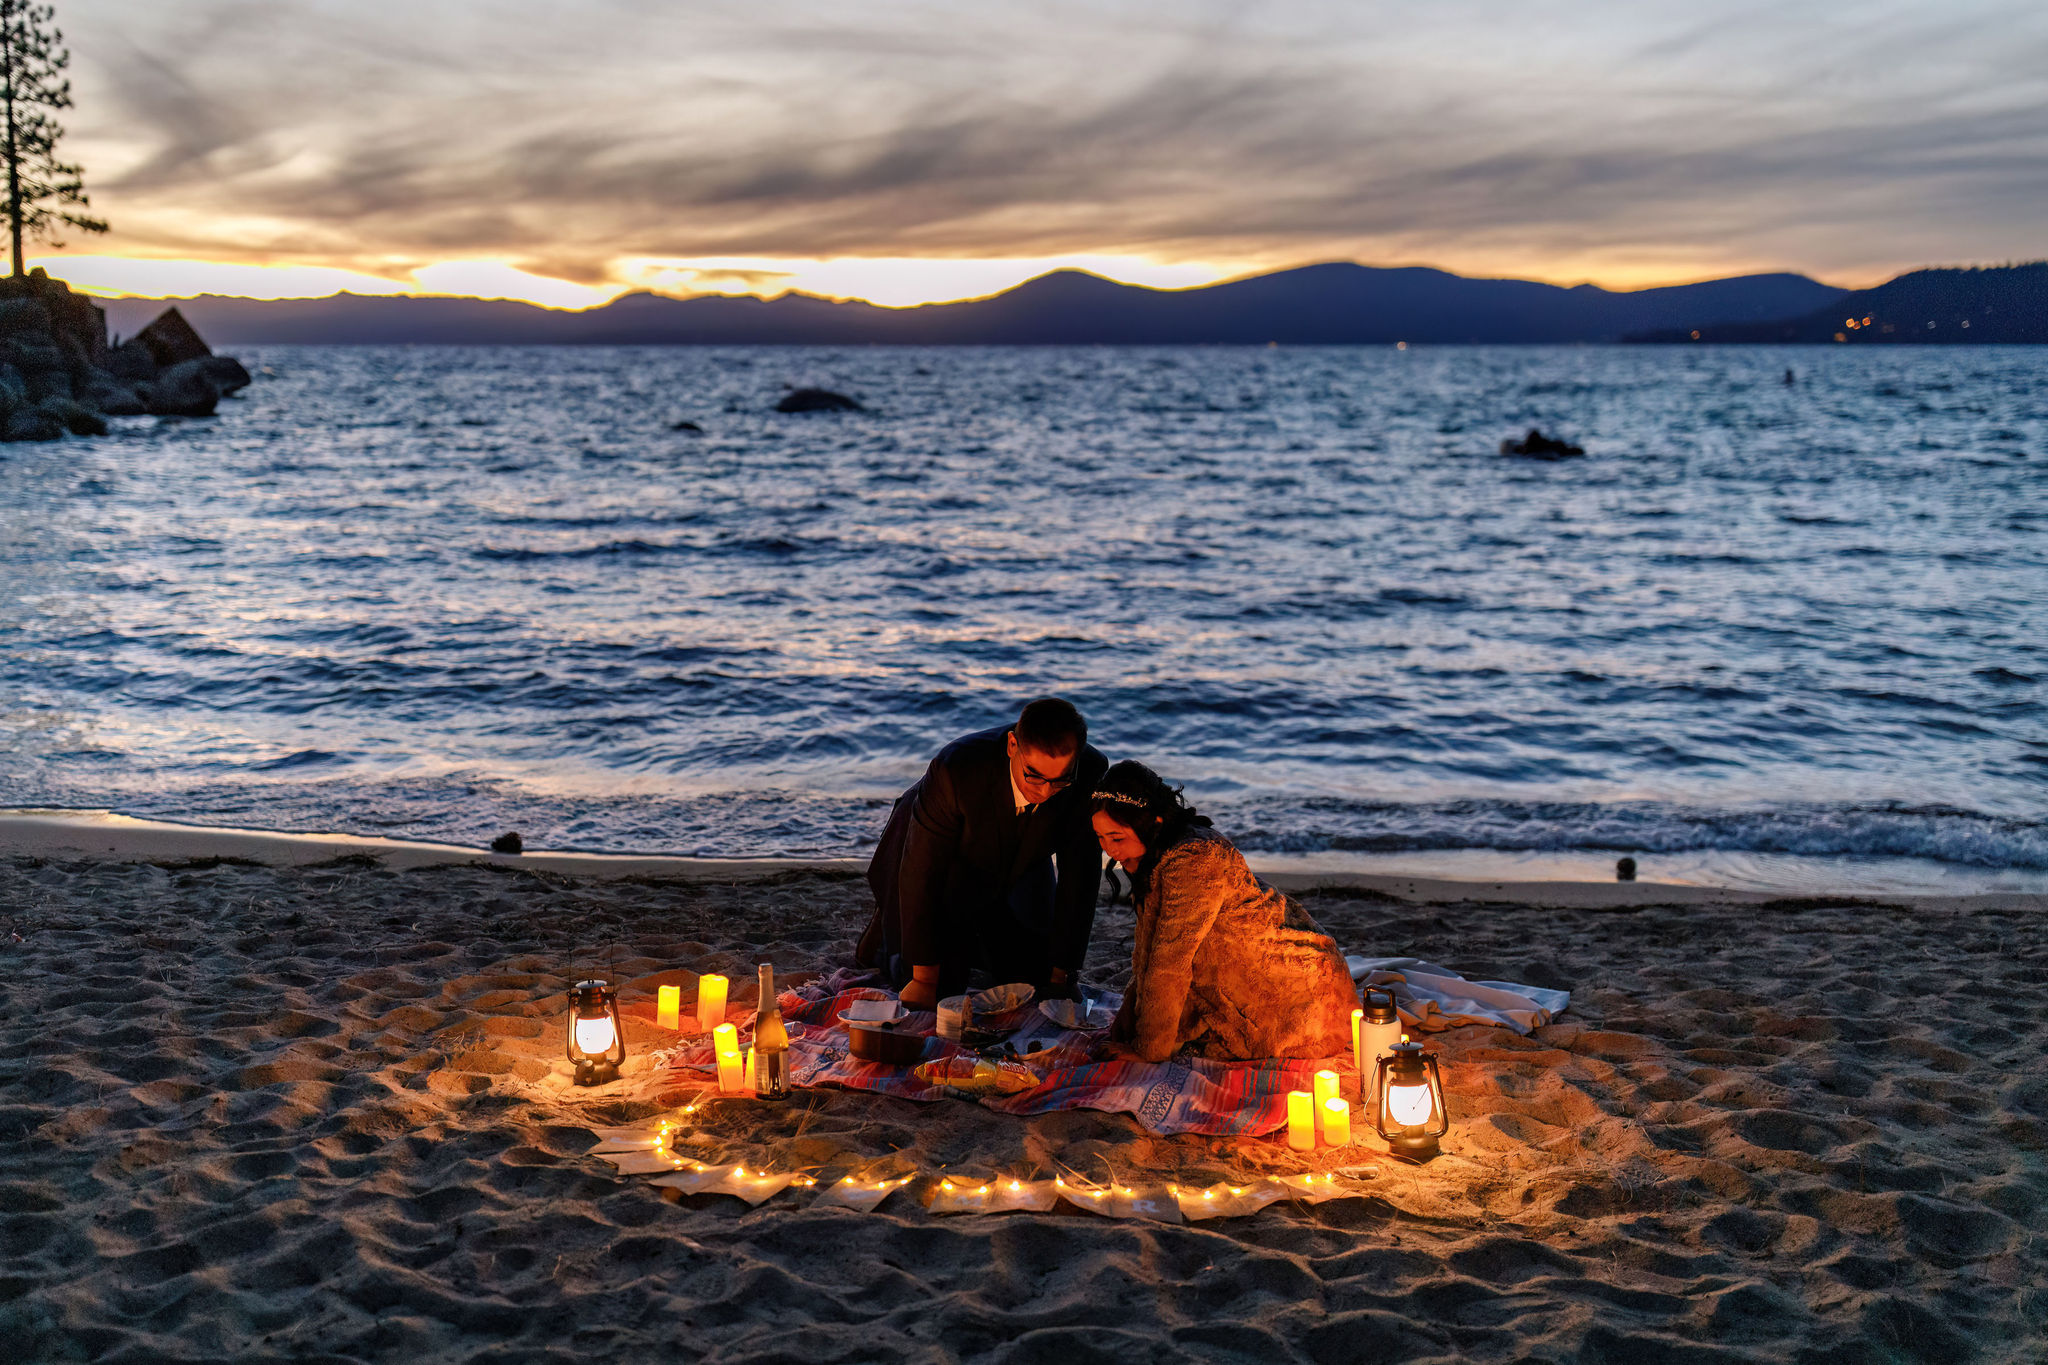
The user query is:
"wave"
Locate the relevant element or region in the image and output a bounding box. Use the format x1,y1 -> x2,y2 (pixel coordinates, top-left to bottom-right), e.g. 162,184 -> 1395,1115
1222,798 -> 2048,871
24,771 -> 2044,874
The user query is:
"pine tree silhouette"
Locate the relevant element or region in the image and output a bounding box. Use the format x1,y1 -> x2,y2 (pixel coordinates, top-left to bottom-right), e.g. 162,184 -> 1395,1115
0,1 -> 104,277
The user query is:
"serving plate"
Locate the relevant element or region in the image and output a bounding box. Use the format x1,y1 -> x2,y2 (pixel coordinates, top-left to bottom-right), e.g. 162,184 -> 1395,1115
1039,998 -> 1115,1031
837,1002 -> 909,1027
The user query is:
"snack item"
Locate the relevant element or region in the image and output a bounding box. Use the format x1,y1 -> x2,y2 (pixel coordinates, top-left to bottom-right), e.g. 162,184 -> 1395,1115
914,1056 -> 1040,1095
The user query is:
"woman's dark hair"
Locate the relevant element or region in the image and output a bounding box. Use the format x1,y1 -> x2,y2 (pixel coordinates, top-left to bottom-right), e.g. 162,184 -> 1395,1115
1090,760 -> 1212,893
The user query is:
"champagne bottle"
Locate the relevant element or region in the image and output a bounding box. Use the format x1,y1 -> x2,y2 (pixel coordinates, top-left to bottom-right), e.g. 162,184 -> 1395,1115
753,962 -> 789,1099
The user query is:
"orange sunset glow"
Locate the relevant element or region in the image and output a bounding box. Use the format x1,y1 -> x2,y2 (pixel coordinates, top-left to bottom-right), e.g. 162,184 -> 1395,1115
44,3 -> 2045,308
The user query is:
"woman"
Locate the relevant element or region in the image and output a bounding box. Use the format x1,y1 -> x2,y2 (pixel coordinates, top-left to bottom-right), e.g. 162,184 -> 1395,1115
1091,761 -> 1358,1063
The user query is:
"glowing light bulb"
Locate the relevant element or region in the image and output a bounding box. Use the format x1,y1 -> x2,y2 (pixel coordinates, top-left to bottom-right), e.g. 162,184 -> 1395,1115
574,1014 -> 617,1056
1387,1082 -> 1435,1127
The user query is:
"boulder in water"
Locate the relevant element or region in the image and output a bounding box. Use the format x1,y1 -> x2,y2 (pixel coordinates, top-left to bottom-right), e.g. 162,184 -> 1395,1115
776,387 -> 864,413
83,380 -> 147,416
195,354 -> 252,395
133,307 -> 213,369
141,359 -> 224,417
1500,428 -> 1585,458
105,336 -> 158,383
0,278 -> 248,440
490,831 -> 524,854
4,404 -> 64,442
39,396 -> 107,437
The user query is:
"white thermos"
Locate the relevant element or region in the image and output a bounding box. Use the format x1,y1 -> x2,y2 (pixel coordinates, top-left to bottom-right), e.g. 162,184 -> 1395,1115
1356,986 -> 1404,1107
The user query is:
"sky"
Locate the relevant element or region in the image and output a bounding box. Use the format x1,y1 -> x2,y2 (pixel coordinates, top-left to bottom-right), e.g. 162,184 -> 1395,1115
34,0 -> 2048,308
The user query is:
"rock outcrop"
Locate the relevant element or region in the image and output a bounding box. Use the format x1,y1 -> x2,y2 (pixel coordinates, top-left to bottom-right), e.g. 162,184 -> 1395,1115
0,269 -> 251,441
1500,428 -> 1585,459
775,387 -> 864,413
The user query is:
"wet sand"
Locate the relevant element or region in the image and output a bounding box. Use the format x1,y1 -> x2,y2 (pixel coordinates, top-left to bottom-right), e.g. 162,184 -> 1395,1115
2,851 -> 2042,1362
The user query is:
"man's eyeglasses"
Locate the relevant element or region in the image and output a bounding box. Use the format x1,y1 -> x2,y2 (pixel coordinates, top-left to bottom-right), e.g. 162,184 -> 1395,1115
1021,764 -> 1077,790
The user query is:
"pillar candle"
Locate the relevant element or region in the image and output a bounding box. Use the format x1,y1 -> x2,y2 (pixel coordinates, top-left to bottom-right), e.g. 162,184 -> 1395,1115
1313,1069 -> 1340,1110
1286,1090 -> 1315,1151
656,985 -> 681,1030
697,974 -> 728,1031
1321,1096 -> 1351,1146
713,1022 -> 742,1092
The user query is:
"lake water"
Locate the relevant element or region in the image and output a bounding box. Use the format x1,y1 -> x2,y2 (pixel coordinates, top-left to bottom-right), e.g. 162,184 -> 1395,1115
2,344 -> 2043,891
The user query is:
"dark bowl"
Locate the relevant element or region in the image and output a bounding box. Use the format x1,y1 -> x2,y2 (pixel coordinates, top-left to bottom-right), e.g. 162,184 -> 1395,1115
847,1023 -> 929,1067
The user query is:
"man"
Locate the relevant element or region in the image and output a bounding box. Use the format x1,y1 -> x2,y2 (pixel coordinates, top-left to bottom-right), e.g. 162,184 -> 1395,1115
857,697 -> 1108,1008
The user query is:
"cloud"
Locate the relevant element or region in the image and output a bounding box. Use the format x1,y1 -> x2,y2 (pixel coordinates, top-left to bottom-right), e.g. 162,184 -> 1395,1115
55,0 -> 2048,290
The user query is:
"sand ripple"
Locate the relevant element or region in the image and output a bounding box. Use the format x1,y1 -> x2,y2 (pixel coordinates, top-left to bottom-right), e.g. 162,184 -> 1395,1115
1,859 -> 2041,1361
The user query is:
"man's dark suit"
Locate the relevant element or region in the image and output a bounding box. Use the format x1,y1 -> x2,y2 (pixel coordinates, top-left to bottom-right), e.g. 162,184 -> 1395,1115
857,725 -> 1108,995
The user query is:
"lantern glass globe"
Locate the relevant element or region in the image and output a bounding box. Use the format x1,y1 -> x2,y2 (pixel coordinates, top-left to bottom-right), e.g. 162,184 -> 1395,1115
1386,1081 -> 1434,1127
575,1014 -> 618,1056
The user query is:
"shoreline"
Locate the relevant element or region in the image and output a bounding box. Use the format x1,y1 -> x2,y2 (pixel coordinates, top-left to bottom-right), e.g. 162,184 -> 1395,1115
5,807 -> 2039,912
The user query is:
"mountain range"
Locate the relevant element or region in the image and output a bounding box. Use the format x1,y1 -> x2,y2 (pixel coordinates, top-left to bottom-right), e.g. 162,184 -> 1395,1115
1628,264 -> 2048,344
97,263 -> 1849,348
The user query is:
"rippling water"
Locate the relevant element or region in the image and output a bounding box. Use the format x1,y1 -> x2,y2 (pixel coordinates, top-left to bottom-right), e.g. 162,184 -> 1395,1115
2,344 -> 2043,890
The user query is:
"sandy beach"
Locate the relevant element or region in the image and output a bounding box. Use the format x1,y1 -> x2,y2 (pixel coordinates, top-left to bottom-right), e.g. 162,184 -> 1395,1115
2,829 -> 2041,1363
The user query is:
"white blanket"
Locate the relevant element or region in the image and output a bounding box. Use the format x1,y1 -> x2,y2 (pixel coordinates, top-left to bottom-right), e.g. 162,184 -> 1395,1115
1346,957 -> 1569,1036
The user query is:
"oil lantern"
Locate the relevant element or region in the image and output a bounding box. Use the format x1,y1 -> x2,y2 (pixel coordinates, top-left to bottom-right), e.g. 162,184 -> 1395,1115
1372,1036 -> 1448,1161
567,979 -> 626,1086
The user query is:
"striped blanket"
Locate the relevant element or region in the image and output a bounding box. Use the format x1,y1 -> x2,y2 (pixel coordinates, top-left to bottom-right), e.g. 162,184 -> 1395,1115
657,969 -> 1333,1138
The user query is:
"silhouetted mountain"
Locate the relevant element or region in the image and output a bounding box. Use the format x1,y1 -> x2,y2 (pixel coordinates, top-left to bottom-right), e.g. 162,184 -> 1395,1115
1629,263 -> 2048,343
97,263 -> 1844,347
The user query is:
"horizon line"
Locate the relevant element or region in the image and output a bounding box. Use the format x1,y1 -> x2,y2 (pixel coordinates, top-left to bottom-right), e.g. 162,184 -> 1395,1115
62,257 -> 1879,314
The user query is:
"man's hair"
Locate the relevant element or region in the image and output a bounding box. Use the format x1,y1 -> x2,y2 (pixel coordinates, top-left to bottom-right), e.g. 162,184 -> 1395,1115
1015,696 -> 1087,754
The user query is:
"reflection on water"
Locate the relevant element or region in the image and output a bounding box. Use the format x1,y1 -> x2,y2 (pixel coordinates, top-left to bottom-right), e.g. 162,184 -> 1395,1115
0,343 -> 2042,889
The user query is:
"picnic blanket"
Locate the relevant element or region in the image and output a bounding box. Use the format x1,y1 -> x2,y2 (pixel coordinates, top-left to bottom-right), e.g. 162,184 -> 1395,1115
1346,956 -> 1569,1035
656,969 -> 1327,1138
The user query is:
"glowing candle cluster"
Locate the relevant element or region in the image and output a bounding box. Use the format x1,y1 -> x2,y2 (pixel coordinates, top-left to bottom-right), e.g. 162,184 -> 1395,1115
712,1022 -> 743,1092
1287,1069 -> 1352,1151
696,973 -> 728,1031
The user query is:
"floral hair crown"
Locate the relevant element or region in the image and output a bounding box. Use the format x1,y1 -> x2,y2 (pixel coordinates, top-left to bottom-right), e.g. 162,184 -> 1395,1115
1095,790 -> 1148,810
